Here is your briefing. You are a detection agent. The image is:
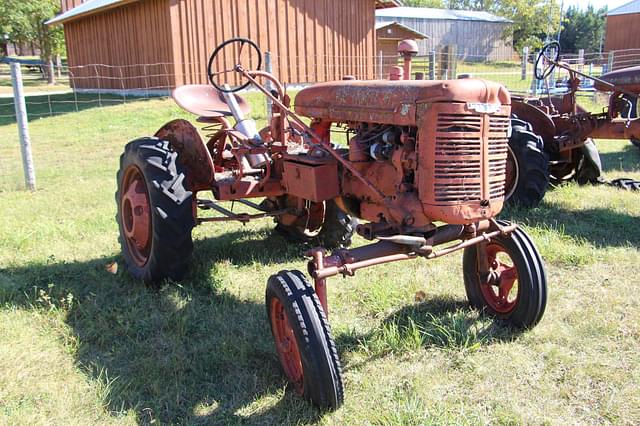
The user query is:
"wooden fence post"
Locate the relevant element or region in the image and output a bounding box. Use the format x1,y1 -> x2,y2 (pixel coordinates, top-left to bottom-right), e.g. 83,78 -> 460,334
607,51 -> 615,72
521,47 -> 529,80
428,50 -> 436,80
10,62 -> 36,191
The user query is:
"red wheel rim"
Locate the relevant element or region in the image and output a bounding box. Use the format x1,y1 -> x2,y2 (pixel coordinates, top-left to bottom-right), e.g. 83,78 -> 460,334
479,243 -> 519,314
293,201 -> 325,236
120,165 -> 151,266
279,196 -> 326,237
504,145 -> 519,200
270,298 -> 304,394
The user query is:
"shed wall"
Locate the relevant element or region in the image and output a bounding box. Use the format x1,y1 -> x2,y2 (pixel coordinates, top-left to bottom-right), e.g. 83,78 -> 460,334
604,14 -> 640,52
170,0 -> 377,85
64,0 -> 173,89
376,16 -> 514,61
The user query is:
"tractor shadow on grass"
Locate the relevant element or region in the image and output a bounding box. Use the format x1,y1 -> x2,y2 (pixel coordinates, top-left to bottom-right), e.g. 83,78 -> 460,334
503,204 -> 640,248
335,295 -> 523,371
0,230 -> 326,425
598,143 -> 640,173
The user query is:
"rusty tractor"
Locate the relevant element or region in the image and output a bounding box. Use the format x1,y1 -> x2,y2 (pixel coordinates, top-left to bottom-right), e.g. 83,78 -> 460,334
116,38 -> 548,409
505,41 -> 640,206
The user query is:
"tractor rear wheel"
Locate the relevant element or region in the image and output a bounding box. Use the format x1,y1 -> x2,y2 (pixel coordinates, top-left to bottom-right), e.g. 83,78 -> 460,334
504,119 -> 550,208
462,222 -> 547,328
116,138 -> 195,287
274,197 -> 356,248
266,270 -> 344,410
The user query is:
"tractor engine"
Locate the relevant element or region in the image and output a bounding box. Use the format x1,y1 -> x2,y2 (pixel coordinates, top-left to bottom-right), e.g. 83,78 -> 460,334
293,79 -> 512,232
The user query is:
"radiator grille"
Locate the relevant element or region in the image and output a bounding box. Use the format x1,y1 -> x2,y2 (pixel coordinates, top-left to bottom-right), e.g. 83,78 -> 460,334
433,113 -> 509,203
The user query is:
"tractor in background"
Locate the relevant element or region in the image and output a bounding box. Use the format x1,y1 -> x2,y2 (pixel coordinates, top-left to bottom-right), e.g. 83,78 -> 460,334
506,42 -> 640,206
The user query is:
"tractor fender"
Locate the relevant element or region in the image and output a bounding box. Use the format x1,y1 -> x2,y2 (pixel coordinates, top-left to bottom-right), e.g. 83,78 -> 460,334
511,100 -> 556,148
154,119 -> 214,190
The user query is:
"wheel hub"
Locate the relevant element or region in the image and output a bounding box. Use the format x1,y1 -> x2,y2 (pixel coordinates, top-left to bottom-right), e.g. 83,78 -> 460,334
480,243 -> 519,314
120,166 -> 151,265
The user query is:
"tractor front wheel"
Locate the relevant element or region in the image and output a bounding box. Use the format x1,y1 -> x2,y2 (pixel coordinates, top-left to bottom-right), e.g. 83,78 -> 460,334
504,119 -> 549,207
266,270 -> 344,410
116,138 -> 195,287
462,222 -> 547,328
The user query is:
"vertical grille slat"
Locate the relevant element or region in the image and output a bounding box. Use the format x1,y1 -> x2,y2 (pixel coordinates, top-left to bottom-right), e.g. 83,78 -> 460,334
433,113 -> 509,203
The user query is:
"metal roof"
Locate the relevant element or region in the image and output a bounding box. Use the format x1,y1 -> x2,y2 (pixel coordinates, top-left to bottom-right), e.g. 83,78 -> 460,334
49,0 -> 403,25
376,7 -> 512,23
608,0 -> 640,16
375,21 -> 429,39
47,0 -> 133,25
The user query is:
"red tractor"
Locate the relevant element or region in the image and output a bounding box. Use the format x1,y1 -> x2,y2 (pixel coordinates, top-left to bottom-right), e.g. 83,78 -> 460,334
116,38 -> 547,409
505,42 -> 640,206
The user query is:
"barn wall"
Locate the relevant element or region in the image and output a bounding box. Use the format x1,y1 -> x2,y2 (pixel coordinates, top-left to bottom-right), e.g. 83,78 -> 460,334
63,0 -> 174,89
169,0 -> 377,85
376,16 -> 514,61
604,14 -> 640,52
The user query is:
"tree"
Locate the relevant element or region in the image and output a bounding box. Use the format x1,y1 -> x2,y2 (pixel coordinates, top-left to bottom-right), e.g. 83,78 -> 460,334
0,0 -> 64,84
559,5 -> 607,54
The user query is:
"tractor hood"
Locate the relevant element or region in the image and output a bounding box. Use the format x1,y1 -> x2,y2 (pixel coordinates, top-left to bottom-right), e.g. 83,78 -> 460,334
294,79 -> 511,126
595,65 -> 640,93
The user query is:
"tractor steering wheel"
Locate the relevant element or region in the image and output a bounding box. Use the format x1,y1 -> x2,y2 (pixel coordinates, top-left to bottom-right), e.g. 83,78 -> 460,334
535,41 -> 561,80
207,38 -> 263,93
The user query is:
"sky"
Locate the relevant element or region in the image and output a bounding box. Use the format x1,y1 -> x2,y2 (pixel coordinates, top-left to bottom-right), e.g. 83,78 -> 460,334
561,0 -> 631,11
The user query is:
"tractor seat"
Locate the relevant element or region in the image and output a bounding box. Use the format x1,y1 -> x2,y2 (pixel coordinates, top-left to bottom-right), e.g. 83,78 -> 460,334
172,84 -> 251,118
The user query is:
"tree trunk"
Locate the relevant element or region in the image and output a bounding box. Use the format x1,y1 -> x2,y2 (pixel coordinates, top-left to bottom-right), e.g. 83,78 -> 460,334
56,54 -> 62,79
47,59 -> 55,85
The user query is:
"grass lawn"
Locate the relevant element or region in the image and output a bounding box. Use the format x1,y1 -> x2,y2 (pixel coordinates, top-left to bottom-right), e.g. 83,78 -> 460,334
0,62 -> 71,95
1,89 -> 639,425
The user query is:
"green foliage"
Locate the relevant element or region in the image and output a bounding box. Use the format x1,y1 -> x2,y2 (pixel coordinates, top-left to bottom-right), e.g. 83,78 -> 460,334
559,5 -> 607,53
0,0 -> 64,63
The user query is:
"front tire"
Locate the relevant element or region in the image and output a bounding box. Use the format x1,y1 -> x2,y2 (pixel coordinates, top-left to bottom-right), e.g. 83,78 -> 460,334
463,222 -> 547,328
266,270 -> 344,410
505,119 -> 550,207
116,138 -> 195,286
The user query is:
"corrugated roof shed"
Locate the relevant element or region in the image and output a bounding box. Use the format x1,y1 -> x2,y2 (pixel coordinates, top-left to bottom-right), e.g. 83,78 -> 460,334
608,0 -> 640,16
376,7 -> 512,23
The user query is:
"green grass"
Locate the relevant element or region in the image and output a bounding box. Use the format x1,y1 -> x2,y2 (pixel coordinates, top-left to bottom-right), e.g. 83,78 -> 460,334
1,89 -> 640,424
0,62 -> 71,95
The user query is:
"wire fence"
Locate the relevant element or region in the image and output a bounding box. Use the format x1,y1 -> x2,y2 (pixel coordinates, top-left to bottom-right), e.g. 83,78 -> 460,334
2,47 -> 640,188
2,48 -> 640,123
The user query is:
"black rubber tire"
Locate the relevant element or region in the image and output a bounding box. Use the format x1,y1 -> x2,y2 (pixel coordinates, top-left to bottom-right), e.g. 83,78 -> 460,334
505,119 -> 550,208
116,138 -> 195,287
462,222 -> 547,329
609,178 -> 640,191
266,270 -> 344,410
275,199 -> 357,248
631,138 -> 640,149
575,138 -> 603,185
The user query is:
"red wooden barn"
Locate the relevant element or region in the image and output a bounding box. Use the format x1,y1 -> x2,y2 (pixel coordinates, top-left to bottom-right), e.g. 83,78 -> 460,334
49,0 -> 401,90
